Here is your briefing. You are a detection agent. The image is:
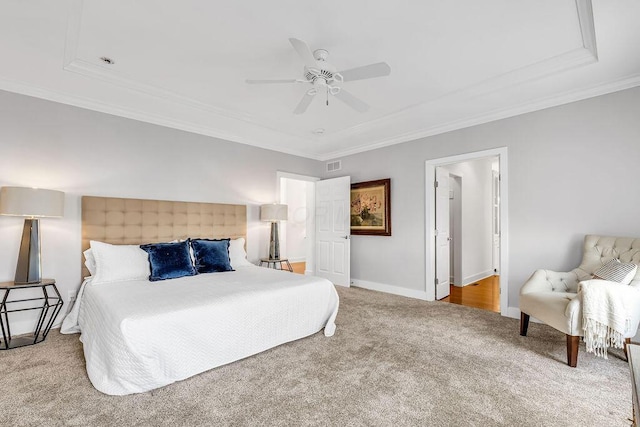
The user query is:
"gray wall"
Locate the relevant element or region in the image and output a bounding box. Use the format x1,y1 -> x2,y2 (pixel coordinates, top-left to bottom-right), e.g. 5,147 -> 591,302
2,84 -> 640,329
327,86 -> 640,311
0,89 -> 322,333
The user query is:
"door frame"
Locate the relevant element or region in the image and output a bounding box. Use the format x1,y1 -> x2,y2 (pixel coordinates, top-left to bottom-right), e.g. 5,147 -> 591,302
277,171 -> 320,275
424,147 -> 509,316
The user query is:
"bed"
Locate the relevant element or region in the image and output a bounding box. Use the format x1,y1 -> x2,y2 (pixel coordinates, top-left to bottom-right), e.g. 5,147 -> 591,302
61,196 -> 339,396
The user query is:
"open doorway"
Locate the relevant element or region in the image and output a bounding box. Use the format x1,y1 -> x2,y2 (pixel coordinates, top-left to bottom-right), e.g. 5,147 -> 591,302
278,173 -> 318,275
449,174 -> 462,286
438,156 -> 499,312
425,147 -> 508,316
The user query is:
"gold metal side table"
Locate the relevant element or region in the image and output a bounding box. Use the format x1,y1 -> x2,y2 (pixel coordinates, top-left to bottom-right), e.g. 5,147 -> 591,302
0,279 -> 64,350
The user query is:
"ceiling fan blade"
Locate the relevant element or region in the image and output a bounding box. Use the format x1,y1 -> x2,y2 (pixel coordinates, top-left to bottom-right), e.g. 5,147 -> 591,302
337,62 -> 391,82
289,38 -> 318,69
333,89 -> 369,112
245,79 -> 298,84
293,90 -> 317,115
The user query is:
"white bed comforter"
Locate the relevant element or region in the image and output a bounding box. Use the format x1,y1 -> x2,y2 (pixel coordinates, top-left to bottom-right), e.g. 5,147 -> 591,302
61,266 -> 339,395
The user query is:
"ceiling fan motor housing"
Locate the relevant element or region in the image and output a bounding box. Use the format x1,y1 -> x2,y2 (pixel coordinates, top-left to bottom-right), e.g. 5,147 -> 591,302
305,48 -> 337,83
307,68 -> 336,84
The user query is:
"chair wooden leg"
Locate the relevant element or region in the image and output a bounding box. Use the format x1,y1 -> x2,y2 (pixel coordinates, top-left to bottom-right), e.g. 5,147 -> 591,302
520,312 -> 530,336
625,337 -> 632,361
567,335 -> 579,367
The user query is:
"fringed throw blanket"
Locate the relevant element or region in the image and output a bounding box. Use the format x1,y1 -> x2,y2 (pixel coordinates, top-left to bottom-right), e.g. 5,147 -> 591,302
579,279 -> 634,359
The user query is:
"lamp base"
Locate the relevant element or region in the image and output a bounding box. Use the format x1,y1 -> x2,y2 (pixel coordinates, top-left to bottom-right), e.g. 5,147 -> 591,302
269,221 -> 280,260
14,218 -> 42,284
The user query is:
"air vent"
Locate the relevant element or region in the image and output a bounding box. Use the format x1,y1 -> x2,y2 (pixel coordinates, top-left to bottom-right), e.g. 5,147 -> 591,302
326,160 -> 342,173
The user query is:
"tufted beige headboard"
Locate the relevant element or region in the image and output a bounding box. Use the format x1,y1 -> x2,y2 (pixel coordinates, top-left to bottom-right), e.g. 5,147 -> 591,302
81,196 -> 247,277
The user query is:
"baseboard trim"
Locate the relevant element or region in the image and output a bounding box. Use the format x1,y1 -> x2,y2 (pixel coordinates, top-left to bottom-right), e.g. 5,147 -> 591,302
351,278 -> 428,301
461,270 -> 495,286
506,306 -> 520,320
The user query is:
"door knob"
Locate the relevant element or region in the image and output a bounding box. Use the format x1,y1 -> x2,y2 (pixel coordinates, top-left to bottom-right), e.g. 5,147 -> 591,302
343,236 -> 350,240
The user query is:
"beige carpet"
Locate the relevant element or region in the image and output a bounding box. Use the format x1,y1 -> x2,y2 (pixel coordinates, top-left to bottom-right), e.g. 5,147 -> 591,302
0,286 -> 633,426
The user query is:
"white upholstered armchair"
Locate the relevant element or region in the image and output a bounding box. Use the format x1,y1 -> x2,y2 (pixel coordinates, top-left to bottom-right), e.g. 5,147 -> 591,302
519,235 -> 640,367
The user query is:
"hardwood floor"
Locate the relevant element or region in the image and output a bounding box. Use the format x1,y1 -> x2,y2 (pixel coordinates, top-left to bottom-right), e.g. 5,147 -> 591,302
290,262 -> 306,274
290,263 -> 498,312
440,275 -> 500,313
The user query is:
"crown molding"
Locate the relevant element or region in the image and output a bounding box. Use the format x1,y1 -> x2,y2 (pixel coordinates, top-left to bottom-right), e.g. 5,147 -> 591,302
64,59 -> 262,125
317,1 -> 598,143
577,0 -> 597,58
62,0 -> 598,152
5,0 -> 623,164
324,1 -> 598,143
317,72 -> 640,161
7,69 -> 636,164
63,0 -> 83,68
0,75 -> 317,160
62,0 -> 309,145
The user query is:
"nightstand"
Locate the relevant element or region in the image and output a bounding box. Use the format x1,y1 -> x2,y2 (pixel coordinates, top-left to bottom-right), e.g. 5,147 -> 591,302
0,279 -> 64,350
259,258 -> 294,272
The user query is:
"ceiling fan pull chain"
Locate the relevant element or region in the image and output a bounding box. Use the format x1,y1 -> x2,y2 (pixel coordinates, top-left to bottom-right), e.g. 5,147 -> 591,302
326,86 -> 329,106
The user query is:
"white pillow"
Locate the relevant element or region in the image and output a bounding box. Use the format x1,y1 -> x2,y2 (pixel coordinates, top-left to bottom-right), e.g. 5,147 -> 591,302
229,238 -> 252,268
90,240 -> 150,284
593,258 -> 638,285
83,248 -> 96,276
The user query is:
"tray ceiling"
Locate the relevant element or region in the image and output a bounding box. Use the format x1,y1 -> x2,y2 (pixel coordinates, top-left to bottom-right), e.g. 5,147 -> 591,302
1,0 -> 639,160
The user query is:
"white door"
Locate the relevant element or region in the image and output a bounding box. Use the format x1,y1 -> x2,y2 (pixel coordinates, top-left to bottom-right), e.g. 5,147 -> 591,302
315,176 -> 351,287
435,167 -> 451,299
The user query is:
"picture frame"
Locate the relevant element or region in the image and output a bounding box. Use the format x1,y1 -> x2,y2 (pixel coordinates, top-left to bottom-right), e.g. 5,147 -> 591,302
350,178 -> 391,236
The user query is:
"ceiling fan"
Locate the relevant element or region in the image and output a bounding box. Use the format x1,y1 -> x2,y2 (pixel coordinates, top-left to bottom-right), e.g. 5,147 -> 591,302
246,38 -> 391,114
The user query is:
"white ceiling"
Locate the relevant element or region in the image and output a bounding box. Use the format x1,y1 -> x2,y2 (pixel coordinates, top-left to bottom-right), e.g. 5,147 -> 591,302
1,0 -> 639,160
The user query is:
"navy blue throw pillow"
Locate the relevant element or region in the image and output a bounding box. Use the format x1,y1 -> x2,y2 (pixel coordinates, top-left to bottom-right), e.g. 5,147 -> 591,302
140,240 -> 196,281
191,238 -> 234,274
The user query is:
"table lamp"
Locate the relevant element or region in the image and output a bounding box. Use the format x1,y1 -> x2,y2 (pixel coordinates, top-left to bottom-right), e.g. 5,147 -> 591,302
0,187 -> 65,284
260,204 -> 288,260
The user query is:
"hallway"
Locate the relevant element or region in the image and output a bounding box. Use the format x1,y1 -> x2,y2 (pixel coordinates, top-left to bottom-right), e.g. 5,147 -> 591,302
440,276 -> 500,313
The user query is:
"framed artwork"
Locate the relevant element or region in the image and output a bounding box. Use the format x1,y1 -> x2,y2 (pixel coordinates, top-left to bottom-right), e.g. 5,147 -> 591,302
350,178 -> 391,236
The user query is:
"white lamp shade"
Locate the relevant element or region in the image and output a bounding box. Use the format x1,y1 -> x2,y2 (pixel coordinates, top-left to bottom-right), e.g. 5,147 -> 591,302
260,204 -> 288,221
0,187 -> 65,218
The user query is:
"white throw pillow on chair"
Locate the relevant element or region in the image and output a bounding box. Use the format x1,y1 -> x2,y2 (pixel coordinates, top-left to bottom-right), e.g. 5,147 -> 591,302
592,259 -> 638,285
